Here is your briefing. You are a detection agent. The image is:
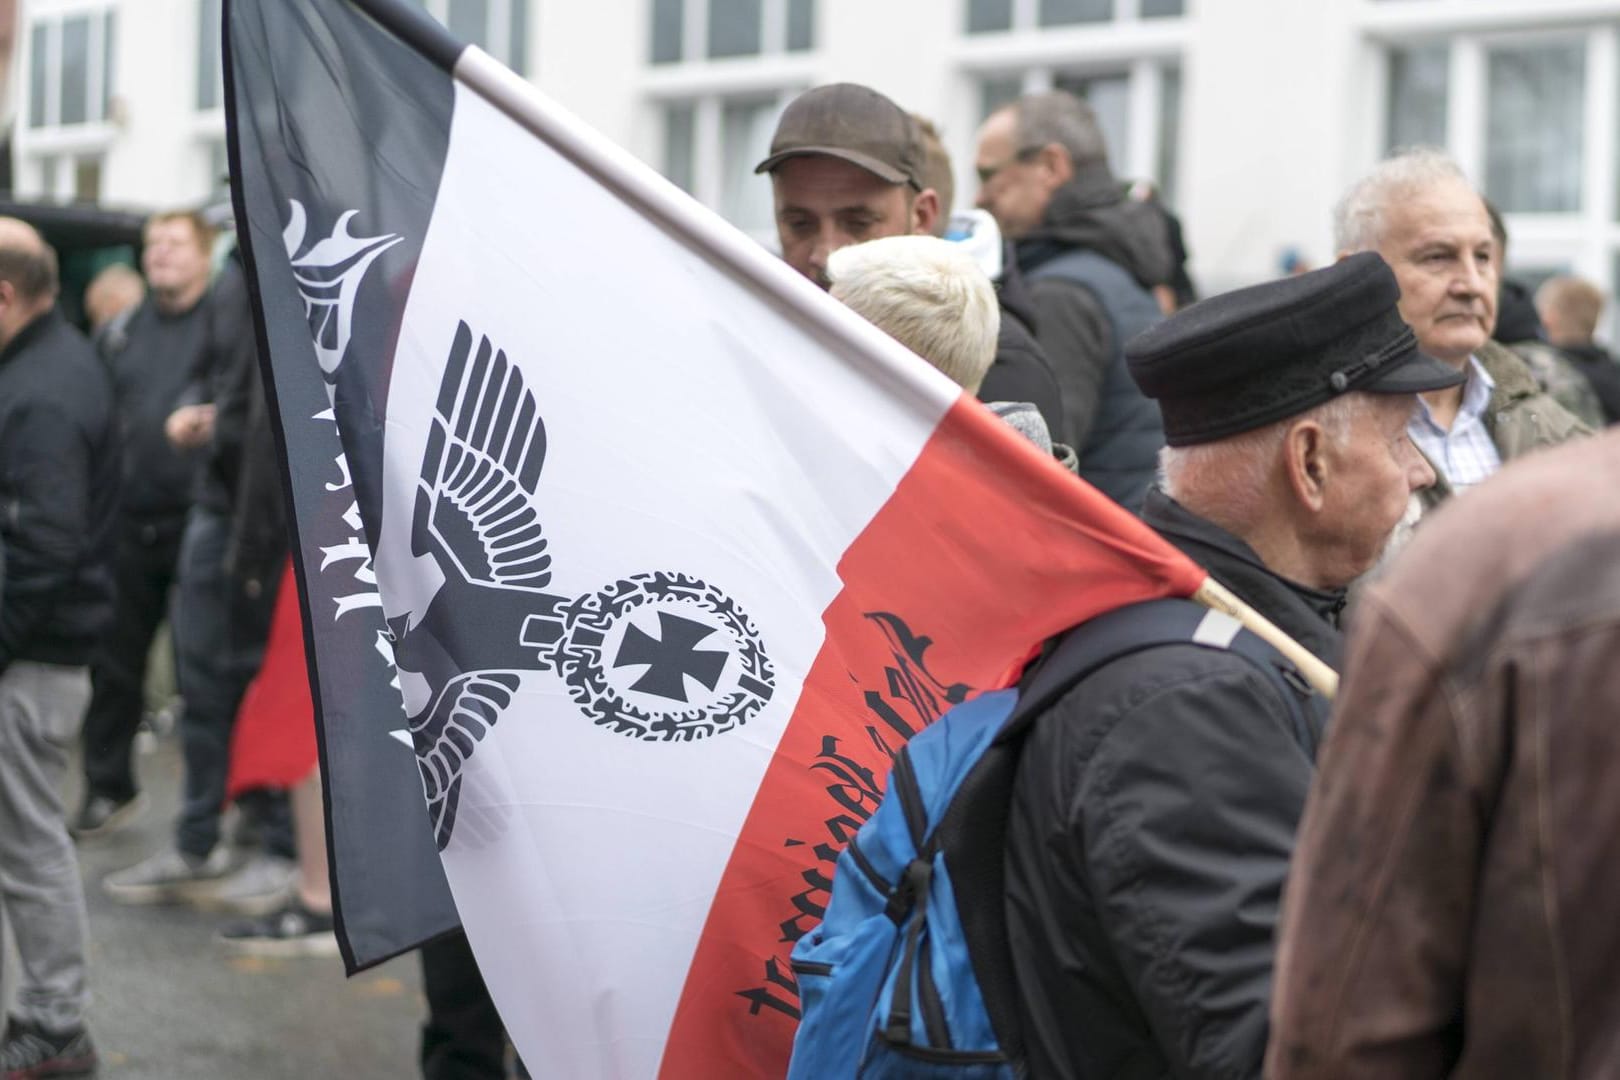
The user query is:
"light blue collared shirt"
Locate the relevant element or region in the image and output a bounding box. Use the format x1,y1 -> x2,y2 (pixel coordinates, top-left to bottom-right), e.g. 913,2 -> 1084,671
1407,356 -> 1502,494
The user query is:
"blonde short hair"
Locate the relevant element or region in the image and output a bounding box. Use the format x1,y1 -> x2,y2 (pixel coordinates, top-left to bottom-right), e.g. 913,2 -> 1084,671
1536,275 -> 1605,342
827,235 -> 1000,393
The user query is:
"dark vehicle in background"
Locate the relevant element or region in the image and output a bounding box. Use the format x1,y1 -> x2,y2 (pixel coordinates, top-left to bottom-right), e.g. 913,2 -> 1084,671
0,198 -> 145,329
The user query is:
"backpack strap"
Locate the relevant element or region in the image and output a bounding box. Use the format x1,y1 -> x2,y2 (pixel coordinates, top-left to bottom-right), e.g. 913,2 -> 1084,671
945,596 -> 1323,1072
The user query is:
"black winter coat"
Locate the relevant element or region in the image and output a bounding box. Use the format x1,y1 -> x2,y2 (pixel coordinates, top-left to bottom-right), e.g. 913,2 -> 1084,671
1004,489 -> 1341,1080
0,309 -> 119,671
978,243 -> 1066,442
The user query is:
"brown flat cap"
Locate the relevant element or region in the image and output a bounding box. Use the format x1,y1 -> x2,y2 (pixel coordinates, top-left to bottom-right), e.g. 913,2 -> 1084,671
754,83 -> 924,190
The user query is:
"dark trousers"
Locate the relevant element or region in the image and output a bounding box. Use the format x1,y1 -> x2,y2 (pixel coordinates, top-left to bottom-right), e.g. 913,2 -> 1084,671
172,506 -> 292,859
81,512 -> 186,803
420,931 -> 528,1079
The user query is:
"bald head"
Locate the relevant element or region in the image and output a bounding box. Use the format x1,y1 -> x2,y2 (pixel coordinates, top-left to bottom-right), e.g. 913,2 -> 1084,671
0,217 -> 59,304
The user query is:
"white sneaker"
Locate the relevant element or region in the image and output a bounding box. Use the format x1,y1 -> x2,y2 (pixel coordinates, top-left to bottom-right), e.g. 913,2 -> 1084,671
103,846 -> 234,906
190,853 -> 297,917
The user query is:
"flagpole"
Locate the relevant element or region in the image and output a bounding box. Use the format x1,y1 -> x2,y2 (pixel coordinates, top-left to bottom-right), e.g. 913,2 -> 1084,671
1193,577 -> 1339,699
446,45 -> 964,412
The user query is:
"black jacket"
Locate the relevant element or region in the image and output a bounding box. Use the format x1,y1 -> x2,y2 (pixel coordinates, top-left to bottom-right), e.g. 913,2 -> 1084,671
1004,489 -> 1340,1080
106,296 -> 208,520
978,244 -> 1066,441
183,259 -> 262,515
1014,165 -> 1172,451
0,308 -> 119,671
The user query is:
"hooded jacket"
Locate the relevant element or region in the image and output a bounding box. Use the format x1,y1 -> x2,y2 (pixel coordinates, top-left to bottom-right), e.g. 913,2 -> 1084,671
977,241 -> 1066,442
1005,488 -> 1337,1080
1015,165 -> 1171,510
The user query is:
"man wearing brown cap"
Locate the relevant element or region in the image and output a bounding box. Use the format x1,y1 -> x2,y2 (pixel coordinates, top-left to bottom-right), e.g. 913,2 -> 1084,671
756,83 -> 941,291
758,83 -> 1067,444
1003,253 -> 1453,1079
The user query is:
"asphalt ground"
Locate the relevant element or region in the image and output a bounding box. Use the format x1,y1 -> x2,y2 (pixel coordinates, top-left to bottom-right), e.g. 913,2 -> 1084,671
3,723 -> 428,1079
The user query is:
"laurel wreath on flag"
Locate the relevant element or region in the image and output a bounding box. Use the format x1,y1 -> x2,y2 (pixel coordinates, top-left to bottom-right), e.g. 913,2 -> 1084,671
543,570 -> 775,742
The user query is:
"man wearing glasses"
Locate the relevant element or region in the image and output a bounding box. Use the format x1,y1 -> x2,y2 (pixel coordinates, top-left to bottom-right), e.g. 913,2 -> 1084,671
974,91 -> 1172,510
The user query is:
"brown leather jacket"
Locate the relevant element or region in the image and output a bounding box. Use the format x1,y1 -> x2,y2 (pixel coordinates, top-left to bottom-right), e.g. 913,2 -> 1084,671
1266,431 -> 1620,1079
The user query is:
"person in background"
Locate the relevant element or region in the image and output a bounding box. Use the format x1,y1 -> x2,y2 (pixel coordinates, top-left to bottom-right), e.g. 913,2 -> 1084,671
75,211 -> 215,841
1333,149 -> 1587,512
1005,254 -> 1453,1079
1483,201 -> 1604,429
826,232 -> 1074,470
81,262 -> 145,360
912,112 -> 1066,440
0,217 -> 117,1079
1537,274 -> 1620,424
103,251 -> 298,916
973,90 -> 1170,509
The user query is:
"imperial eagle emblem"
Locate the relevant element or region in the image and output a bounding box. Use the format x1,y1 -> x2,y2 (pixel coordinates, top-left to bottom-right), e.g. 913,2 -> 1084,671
389,322 -> 775,850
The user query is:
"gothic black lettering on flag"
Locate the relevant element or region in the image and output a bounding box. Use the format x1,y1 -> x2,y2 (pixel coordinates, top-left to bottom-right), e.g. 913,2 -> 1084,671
225,0 -> 1208,1076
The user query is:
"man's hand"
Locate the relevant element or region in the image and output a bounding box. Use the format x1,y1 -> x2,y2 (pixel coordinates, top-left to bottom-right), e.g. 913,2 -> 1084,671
165,403 -> 216,449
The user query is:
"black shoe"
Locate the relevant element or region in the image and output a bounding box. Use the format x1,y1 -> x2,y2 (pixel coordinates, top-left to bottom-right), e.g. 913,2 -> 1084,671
0,1017 -> 97,1078
217,899 -> 340,959
70,793 -> 146,840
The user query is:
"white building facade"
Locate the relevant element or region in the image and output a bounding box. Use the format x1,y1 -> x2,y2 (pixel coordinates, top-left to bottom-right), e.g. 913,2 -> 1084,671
14,0 -> 1620,301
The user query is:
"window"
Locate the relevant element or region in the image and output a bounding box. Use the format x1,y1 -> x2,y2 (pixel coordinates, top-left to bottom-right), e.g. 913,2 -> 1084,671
414,0 -> 528,73
961,0 -> 1187,205
1385,43 -> 1448,152
1382,34 -> 1591,214
650,0 -> 814,64
1485,41 -> 1584,213
656,93 -> 794,242
26,8 -> 116,130
970,60 -> 1186,208
967,0 -> 1181,33
199,0 -> 222,111
32,154 -> 105,203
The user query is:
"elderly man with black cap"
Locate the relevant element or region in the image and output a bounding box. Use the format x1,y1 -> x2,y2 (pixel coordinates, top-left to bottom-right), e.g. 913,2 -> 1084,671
1002,252 -> 1458,1080
756,83 -> 1066,444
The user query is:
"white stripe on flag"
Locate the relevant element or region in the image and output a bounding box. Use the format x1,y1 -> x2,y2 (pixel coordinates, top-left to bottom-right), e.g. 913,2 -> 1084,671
373,80 -> 959,1078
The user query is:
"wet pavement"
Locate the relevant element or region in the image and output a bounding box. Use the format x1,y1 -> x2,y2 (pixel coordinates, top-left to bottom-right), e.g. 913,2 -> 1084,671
4,728 -> 427,1079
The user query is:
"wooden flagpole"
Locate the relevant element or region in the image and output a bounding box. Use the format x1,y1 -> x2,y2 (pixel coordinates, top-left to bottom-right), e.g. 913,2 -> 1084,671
1193,577 -> 1339,700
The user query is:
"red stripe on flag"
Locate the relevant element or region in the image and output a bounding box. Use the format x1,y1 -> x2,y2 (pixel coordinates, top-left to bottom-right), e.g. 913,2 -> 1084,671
657,397 -> 1205,1078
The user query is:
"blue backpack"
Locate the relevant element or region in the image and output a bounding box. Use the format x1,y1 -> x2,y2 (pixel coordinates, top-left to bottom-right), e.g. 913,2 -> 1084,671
785,597 -> 1322,1079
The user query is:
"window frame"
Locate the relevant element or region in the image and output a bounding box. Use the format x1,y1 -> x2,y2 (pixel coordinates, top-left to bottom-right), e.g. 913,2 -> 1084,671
1364,2 -> 1620,337
648,0 -> 814,66
23,2 -> 116,135
642,0 -> 820,245
954,12 -> 1189,208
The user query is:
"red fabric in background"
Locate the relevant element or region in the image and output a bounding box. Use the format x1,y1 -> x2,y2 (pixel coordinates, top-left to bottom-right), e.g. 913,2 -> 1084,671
226,560 -> 319,799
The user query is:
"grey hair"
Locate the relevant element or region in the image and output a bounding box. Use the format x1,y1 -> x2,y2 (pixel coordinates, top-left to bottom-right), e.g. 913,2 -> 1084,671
1333,147 -> 1472,253
1160,393 -> 1372,522
1007,91 -> 1110,169
828,235 -> 1001,393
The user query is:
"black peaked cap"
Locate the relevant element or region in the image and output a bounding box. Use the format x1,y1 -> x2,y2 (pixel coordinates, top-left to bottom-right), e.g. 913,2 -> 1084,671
1125,251 -> 1464,446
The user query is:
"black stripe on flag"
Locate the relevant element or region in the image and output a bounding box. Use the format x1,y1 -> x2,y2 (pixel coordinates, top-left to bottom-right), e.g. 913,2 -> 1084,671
224,0 -> 467,972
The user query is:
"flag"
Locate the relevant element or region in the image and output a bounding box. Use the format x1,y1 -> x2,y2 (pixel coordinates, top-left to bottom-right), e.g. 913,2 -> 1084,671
225,0 -> 1209,1075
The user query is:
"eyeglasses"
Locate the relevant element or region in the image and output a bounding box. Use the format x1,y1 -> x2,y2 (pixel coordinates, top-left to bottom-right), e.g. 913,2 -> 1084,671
976,145 -> 1043,187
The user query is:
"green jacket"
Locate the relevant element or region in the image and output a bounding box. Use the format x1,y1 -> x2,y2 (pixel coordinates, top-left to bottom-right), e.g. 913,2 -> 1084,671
1417,339 -> 1591,511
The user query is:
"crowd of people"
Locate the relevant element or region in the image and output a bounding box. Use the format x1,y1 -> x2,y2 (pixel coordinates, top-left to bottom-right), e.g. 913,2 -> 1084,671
0,77 -> 1615,1079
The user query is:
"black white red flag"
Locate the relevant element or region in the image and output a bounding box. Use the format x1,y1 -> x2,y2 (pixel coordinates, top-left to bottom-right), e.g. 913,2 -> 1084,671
225,0 -> 1207,1075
